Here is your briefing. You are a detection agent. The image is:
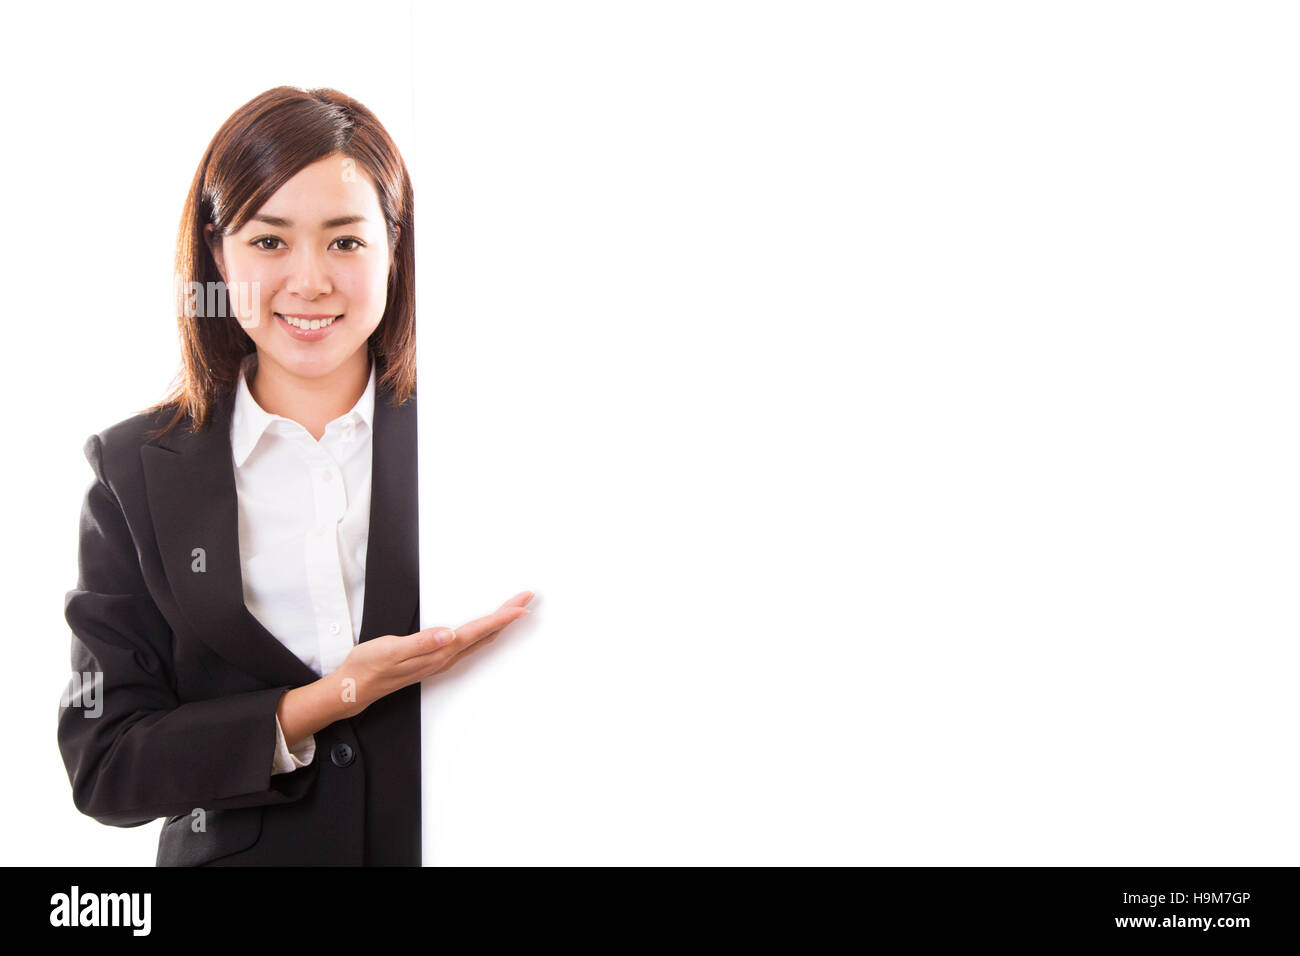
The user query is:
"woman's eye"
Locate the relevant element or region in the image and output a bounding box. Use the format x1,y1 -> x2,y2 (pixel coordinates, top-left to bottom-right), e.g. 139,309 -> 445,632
249,236 -> 363,251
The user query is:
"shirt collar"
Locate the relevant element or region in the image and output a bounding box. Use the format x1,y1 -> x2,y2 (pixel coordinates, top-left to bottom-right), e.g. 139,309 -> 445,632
230,352 -> 377,468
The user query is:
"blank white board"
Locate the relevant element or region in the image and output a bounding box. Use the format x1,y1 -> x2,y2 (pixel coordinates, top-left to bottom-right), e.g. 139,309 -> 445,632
412,1 -> 1300,864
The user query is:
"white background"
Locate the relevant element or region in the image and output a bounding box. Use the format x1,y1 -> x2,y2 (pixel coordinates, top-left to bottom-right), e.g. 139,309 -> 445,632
5,1 -> 1298,865
412,0 -> 1300,865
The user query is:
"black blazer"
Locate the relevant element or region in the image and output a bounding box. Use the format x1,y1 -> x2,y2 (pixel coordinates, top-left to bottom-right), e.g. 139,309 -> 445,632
57,378 -> 421,866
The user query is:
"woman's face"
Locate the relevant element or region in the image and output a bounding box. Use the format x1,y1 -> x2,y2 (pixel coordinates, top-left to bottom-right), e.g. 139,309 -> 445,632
205,152 -> 396,384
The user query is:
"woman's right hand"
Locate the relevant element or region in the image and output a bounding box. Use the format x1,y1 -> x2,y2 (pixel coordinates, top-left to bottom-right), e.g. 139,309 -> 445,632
332,591 -> 534,717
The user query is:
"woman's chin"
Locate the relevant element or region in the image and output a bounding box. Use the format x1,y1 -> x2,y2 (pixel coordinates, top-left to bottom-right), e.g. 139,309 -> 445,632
257,342 -> 369,379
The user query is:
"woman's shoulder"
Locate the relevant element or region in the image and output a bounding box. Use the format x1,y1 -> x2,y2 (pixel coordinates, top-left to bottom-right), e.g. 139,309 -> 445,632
84,401 -> 197,483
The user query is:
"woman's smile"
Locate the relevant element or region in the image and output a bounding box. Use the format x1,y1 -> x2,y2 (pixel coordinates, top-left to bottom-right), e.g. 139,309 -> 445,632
275,311 -> 343,340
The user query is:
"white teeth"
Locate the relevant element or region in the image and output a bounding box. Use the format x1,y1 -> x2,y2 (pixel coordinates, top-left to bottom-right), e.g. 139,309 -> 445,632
280,314 -> 337,330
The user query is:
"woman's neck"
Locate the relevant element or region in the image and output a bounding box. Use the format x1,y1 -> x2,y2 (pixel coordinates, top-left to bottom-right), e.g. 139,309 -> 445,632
248,349 -> 372,441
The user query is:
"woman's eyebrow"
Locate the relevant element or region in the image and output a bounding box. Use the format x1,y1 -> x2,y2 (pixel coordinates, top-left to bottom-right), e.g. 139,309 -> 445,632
249,214 -> 369,228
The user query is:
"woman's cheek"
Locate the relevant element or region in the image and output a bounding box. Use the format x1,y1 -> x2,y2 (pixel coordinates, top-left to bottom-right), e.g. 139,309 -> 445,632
238,275 -> 273,330
338,270 -> 388,323
223,256 -> 273,329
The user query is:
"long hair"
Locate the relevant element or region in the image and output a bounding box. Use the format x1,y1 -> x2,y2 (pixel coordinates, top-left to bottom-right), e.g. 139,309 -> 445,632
145,86 -> 415,440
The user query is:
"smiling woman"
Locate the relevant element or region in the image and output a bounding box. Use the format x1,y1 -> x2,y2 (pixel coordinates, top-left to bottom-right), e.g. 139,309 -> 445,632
204,151 -> 399,440
161,86 -> 416,437
57,86 -> 532,866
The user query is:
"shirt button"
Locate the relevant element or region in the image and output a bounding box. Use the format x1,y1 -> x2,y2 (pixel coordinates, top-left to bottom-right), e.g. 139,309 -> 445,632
315,524 -> 326,536
322,470 -> 333,482
329,621 -> 341,635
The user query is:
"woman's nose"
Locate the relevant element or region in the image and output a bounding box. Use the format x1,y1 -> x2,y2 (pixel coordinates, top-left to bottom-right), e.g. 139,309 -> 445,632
284,246 -> 332,299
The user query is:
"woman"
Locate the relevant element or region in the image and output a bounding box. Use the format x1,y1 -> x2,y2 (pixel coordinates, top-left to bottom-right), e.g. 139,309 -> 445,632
57,86 -> 531,866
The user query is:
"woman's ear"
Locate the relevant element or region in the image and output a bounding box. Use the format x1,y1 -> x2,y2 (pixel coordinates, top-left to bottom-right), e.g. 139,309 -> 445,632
203,224 -> 228,284
388,224 -> 401,277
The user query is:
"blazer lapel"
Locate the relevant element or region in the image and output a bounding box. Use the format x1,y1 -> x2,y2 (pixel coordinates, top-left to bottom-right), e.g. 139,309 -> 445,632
140,381 -> 419,689
358,386 -> 419,646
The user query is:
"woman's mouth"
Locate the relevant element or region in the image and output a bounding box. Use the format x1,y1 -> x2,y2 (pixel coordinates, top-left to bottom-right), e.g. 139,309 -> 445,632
276,312 -> 342,340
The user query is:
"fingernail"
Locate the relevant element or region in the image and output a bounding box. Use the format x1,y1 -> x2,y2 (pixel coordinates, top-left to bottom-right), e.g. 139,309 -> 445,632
435,628 -> 455,645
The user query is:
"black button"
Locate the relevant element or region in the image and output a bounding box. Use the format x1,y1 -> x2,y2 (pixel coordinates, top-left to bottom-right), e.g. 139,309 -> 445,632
330,742 -> 354,767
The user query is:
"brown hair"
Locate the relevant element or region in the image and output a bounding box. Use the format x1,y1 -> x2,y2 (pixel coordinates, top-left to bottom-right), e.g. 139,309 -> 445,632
145,86 -> 415,440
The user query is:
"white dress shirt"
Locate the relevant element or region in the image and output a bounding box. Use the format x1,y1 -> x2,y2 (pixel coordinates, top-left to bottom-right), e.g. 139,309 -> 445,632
229,351 -> 376,775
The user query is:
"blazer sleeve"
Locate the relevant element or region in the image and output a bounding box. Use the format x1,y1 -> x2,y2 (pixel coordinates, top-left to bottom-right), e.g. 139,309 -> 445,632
57,433 -> 317,828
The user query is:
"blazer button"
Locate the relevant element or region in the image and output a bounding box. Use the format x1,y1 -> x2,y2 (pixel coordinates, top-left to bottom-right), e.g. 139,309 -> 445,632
330,742 -> 355,767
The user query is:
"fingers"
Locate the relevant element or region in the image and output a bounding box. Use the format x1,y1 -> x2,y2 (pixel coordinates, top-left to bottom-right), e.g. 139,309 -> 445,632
501,591 -> 535,610
457,603 -> 529,646
402,592 -> 534,662
447,629 -> 501,665
399,620 -> 509,676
